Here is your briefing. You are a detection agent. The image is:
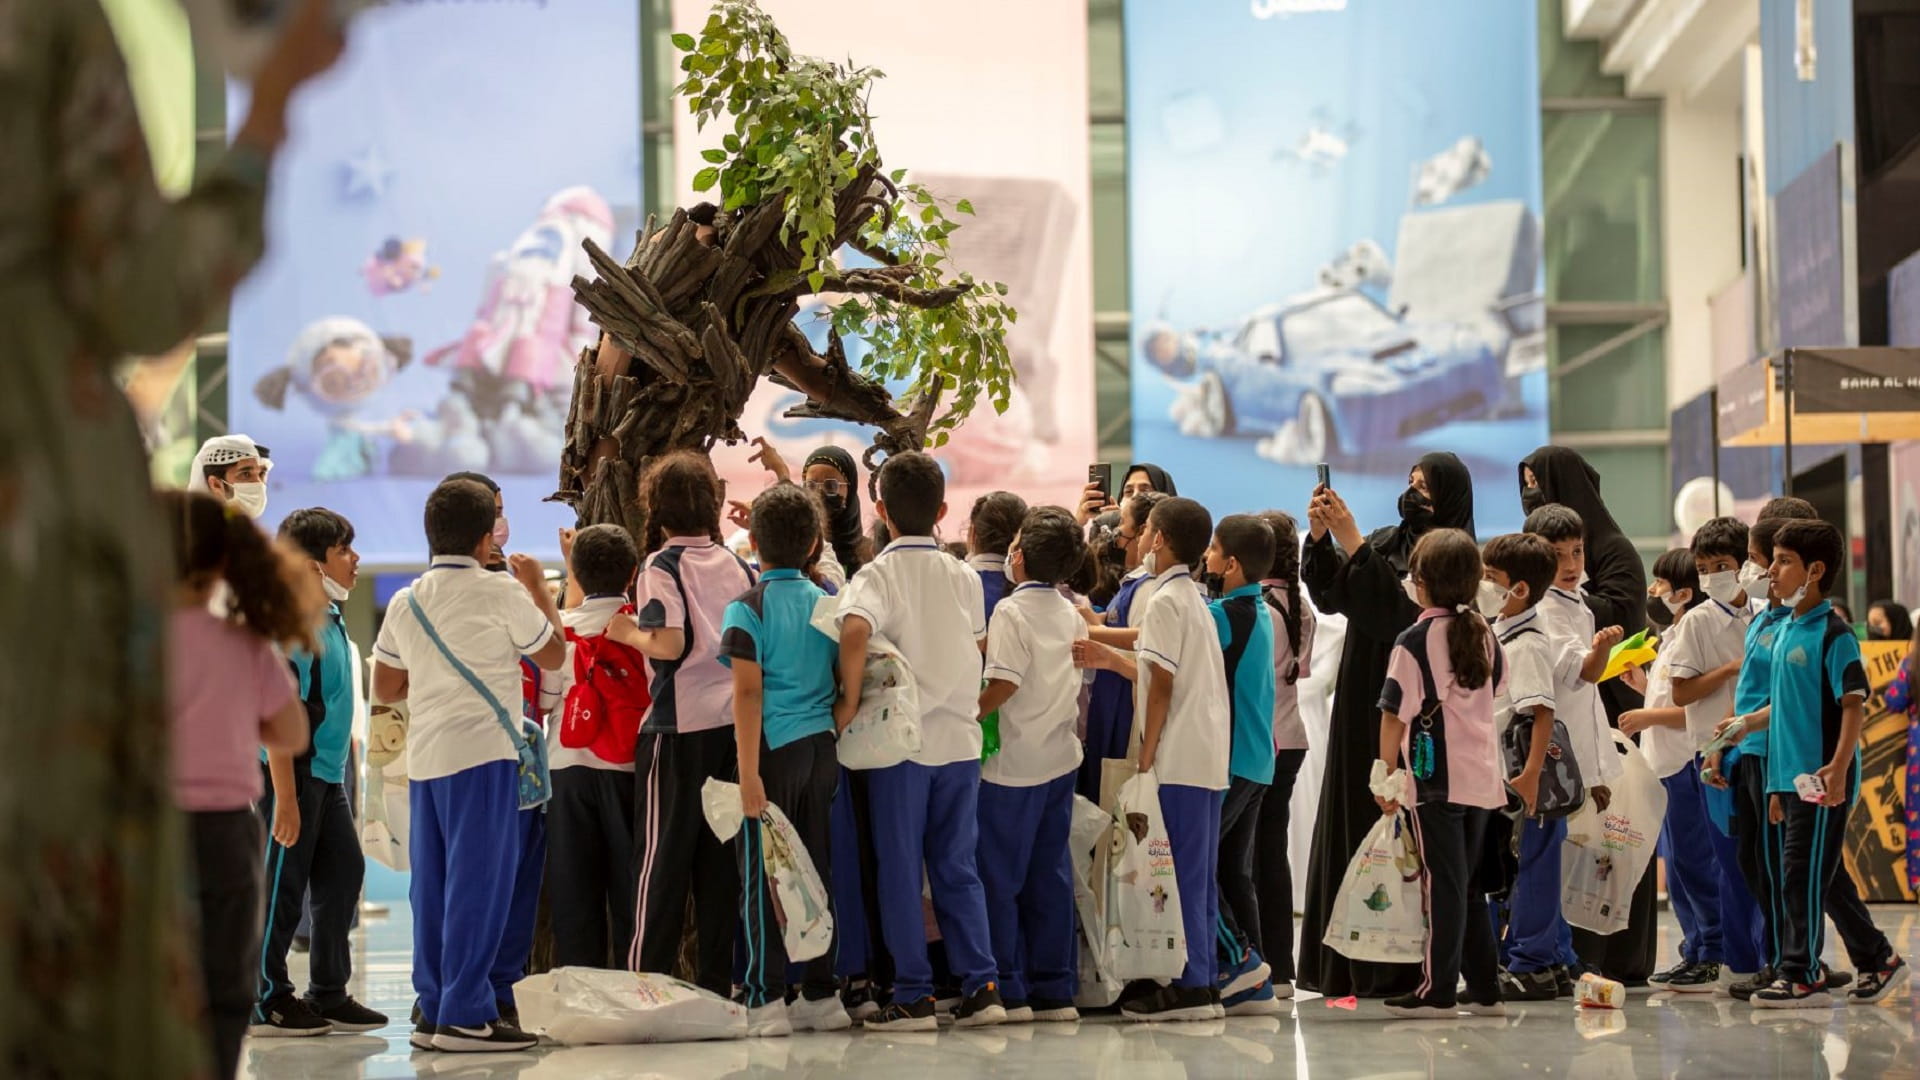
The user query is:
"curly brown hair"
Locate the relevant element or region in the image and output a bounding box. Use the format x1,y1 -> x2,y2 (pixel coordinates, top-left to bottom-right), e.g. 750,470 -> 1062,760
639,451 -> 724,554
160,489 -> 321,652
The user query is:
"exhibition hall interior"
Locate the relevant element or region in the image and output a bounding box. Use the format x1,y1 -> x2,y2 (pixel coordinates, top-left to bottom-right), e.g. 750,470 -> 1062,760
12,0 -> 1920,1077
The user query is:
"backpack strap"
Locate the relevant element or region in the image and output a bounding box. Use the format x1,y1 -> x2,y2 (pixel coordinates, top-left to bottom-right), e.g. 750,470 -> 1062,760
1408,620 -> 1442,709
405,592 -> 528,756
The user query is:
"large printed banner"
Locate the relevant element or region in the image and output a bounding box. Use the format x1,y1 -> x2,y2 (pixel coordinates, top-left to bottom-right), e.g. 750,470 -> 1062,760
228,1 -> 643,564
1851,641 -> 1913,903
1125,0 -> 1547,533
671,0 -> 1095,524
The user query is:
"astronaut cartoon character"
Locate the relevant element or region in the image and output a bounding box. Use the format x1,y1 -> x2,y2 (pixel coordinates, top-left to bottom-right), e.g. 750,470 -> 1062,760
417,186 -> 614,475
254,316 -> 415,482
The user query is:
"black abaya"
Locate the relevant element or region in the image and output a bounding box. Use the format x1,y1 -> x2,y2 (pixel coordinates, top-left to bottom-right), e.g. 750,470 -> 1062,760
1295,453 -> 1475,997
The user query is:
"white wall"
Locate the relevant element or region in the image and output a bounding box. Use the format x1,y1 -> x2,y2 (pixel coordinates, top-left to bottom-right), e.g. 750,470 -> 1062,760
1663,94 -> 1746,409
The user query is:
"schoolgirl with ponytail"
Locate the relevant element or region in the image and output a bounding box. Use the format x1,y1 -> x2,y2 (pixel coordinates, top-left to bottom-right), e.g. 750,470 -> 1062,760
160,489 -> 321,1077
1251,509 -> 1317,996
1373,527 -> 1506,1020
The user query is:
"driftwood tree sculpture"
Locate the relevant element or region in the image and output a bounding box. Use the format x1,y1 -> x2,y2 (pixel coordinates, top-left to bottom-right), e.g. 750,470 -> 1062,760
553,0 -> 1016,536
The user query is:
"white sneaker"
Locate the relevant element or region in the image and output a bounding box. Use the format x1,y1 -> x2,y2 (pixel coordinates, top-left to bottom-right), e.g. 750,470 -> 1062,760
1271,981 -> 1295,1001
747,1001 -> 793,1038
789,994 -> 852,1032
1002,1004 -> 1035,1024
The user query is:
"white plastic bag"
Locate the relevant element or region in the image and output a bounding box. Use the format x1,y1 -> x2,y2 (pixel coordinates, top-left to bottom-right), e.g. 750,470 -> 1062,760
1561,731 -> 1667,935
700,779 -> 835,962
1322,811 -> 1427,963
1103,772 -> 1186,981
359,700 -> 410,871
1069,794 -> 1123,1008
810,596 -> 922,769
515,967 -> 747,1044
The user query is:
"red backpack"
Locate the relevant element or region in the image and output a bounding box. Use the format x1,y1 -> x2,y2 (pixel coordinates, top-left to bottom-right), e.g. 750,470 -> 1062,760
560,612 -> 651,765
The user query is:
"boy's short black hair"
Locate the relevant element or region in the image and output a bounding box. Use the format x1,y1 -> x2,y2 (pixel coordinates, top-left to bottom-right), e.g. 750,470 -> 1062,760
278,507 -> 355,563
1149,497 -> 1213,568
1653,547 -> 1701,603
1756,496 -> 1817,522
750,484 -> 822,571
570,524 -> 639,597
1523,503 -> 1584,544
1772,519 -> 1844,594
1689,516 -> 1750,564
877,451 -> 945,536
1750,508 -> 1815,560
1214,514 -> 1276,582
969,491 -> 1028,557
443,470 -> 501,495
1481,533 -> 1557,606
425,479 -> 498,557
1015,506 -> 1087,585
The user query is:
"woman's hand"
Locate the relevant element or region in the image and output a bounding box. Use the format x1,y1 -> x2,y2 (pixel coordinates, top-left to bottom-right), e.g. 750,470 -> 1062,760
1316,487 -> 1362,554
747,437 -> 791,484
1076,482 -> 1114,525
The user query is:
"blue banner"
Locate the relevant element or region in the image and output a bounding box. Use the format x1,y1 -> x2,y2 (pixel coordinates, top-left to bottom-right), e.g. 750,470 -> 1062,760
1125,0 -> 1546,536
228,0 -> 643,564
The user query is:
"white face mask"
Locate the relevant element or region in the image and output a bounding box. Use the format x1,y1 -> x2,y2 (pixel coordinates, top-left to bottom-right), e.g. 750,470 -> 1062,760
1402,577 -> 1423,607
1700,569 -> 1744,605
1661,591 -> 1688,615
321,575 -> 352,603
228,481 -> 268,519
1141,550 -> 1158,575
1475,579 -> 1511,620
1737,560 -> 1767,587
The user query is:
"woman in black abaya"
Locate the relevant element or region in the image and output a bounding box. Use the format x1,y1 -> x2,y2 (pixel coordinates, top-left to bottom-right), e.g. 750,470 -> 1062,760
1295,452 -> 1476,997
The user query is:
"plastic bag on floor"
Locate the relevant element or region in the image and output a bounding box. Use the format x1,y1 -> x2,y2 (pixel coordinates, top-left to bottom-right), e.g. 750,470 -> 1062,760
515,967 -> 747,1044
1103,772 -> 1186,981
1561,732 -> 1666,935
1070,793 -> 1122,1008
810,596 -> 922,769
700,779 -> 835,962
1322,810 -> 1427,964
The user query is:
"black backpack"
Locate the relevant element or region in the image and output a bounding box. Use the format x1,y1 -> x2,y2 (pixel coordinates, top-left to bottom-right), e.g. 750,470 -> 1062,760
1494,625 -> 1586,819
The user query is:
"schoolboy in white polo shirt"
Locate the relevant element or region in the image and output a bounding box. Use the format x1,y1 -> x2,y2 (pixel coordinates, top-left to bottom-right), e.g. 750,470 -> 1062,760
837,452 -> 1004,1032
1124,496 -> 1232,1023
372,479 -> 566,1054
975,506 -> 1090,1025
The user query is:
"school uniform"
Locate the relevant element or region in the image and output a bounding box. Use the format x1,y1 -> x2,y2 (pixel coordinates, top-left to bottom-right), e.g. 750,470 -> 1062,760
719,568 -> 841,1008
1662,599 -> 1766,974
1253,580 -> 1314,983
1725,603 -> 1789,970
539,597 -> 644,970
1076,566 -> 1151,800
1762,601 -> 1894,986
629,537 -> 754,994
1136,563 -> 1232,990
1378,610 -> 1507,1005
1208,583 -> 1276,974
1491,605 -> 1576,976
839,535 -> 996,1003
256,602 -> 365,1015
1539,587 -> 1621,788
373,556 -> 556,1030
968,552 -> 1012,621
975,581 -> 1087,1005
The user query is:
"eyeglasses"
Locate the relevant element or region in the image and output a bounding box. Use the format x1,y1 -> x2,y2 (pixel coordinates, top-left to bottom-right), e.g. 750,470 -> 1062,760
806,479 -> 846,497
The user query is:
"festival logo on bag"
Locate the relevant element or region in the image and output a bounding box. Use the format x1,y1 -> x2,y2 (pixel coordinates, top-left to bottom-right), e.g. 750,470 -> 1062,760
1364,883 -> 1392,912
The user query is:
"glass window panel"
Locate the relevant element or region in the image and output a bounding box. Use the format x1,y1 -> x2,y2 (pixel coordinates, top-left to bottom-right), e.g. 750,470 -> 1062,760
1544,110 -> 1664,303
1550,323 -> 1667,431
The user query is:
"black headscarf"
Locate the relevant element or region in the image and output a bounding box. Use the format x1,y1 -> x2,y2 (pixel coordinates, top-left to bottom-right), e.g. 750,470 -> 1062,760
1519,445 -> 1646,638
1370,451 -> 1475,572
1870,600 -> 1913,642
805,445 -> 865,574
1124,462 -> 1178,497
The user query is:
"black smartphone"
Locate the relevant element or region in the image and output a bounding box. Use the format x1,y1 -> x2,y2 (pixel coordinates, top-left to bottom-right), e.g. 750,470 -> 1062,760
1316,462 -> 1331,491
1089,462 -> 1113,502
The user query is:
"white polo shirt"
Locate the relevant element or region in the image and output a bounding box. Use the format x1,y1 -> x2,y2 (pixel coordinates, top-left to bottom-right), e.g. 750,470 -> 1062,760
982,582 -> 1087,786
1537,586 -> 1620,784
538,597 -> 636,774
1666,597 -> 1752,748
1637,646 -> 1689,779
1136,564 -> 1231,791
373,556 -> 556,782
838,535 -> 987,767
1491,606 -> 1556,741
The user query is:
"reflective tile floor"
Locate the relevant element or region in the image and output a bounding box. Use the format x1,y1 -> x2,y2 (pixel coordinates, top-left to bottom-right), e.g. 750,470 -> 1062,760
243,903 -> 1920,1079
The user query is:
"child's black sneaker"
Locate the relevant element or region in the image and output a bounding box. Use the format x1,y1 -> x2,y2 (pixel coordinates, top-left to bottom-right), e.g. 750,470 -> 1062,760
953,982 -> 1008,1028
1384,993 -> 1459,1019
1029,997 -> 1081,1022
430,1020 -> 538,1052
1727,967 -> 1773,1001
1498,969 -> 1559,1002
1821,963 -> 1854,990
1553,966 -> 1576,998
841,982 -> 882,1023
409,1022 -> 438,1051
1665,963 -> 1720,994
1647,959 -> 1689,989
864,997 -> 938,1032
1847,956 -> 1909,1006
1459,992 -> 1506,1017
311,996 -> 388,1033
494,1001 -> 519,1031
248,995 -> 334,1038
1750,977 -> 1831,1010
1121,984 -> 1216,1023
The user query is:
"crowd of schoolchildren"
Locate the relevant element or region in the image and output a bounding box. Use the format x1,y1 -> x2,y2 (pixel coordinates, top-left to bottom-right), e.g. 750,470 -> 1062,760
161,435 -> 1911,1074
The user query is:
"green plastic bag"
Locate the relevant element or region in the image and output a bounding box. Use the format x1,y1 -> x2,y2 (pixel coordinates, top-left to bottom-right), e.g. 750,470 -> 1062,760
981,710 -> 1002,762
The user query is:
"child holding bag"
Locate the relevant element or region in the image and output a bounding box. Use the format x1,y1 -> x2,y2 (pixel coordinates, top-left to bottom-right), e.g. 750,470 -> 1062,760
1374,529 -> 1507,1019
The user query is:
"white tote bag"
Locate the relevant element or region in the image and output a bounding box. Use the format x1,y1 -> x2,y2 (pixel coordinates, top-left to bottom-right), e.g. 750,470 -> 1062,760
1069,793 -> 1124,1008
1561,731 -> 1667,935
809,597 -> 922,769
359,699 -> 411,871
1102,772 -> 1187,981
700,780 -> 835,962
1322,810 -> 1427,964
